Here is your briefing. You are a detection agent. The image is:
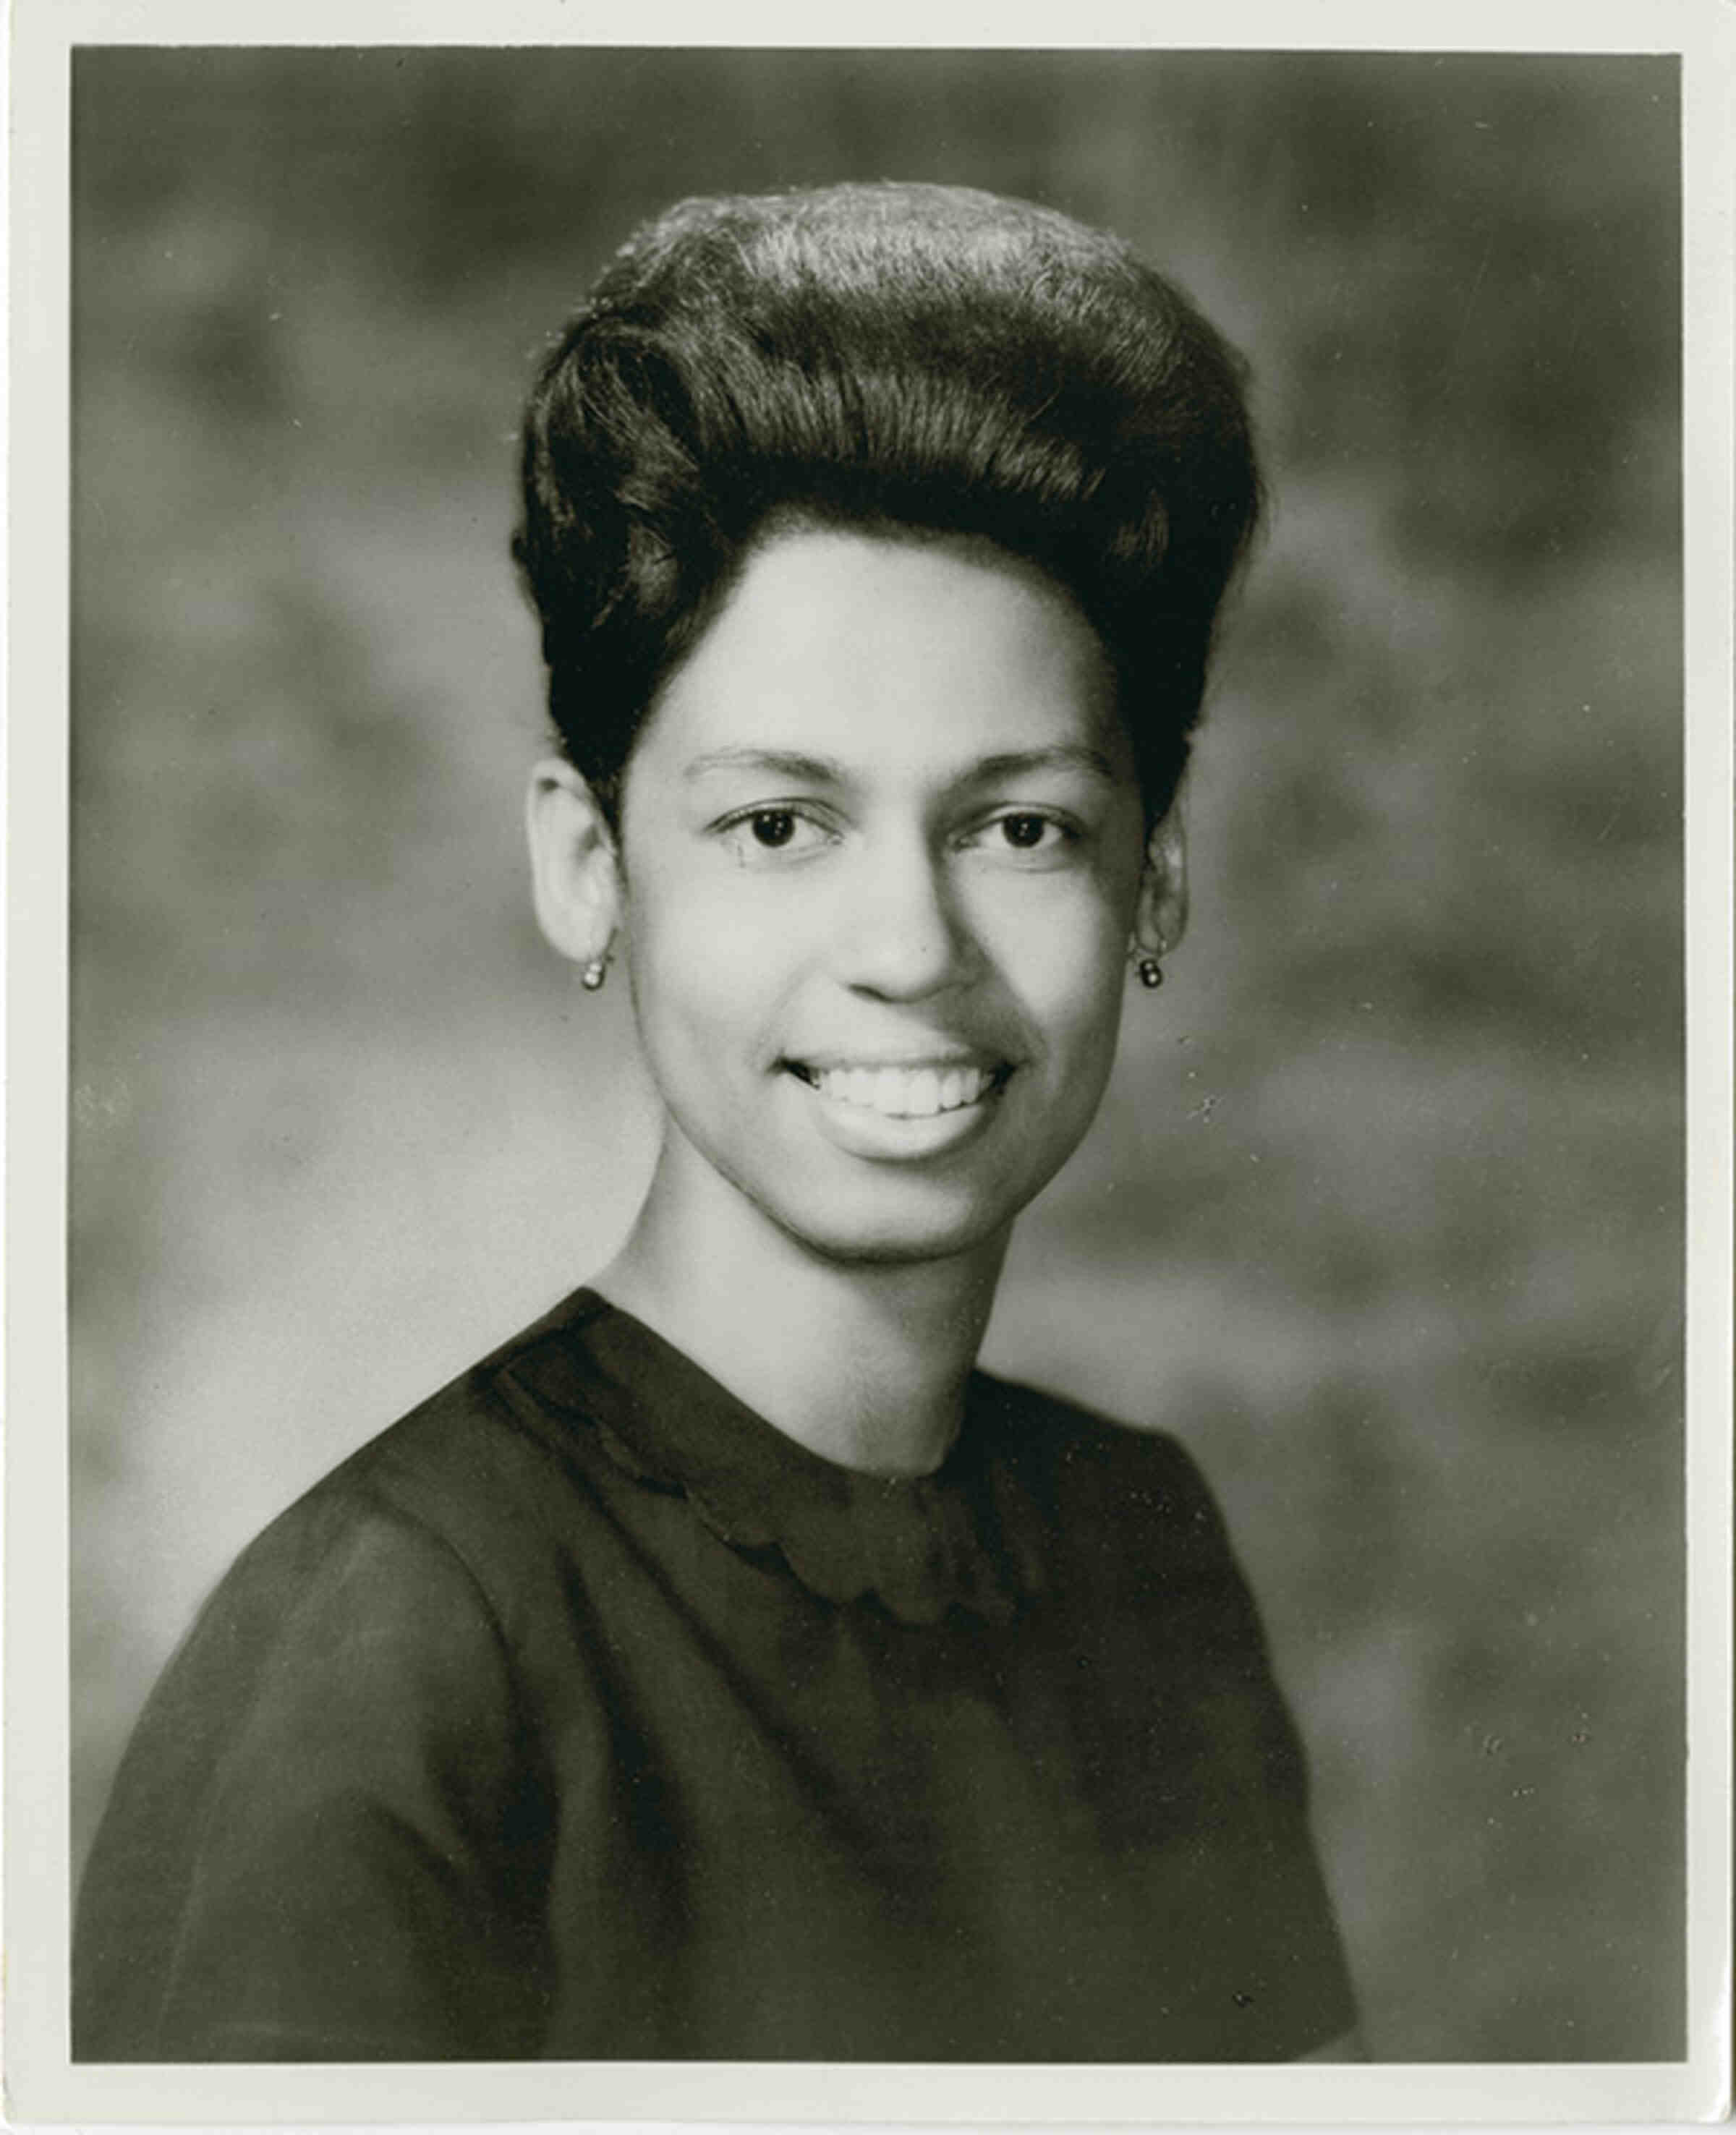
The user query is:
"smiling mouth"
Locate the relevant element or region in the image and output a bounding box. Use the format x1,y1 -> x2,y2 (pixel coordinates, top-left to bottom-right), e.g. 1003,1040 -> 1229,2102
785,1061 -> 1011,1119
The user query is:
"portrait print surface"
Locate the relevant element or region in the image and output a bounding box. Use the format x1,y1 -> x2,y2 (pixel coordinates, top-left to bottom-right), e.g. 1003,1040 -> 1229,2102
7,8 -> 1731,2126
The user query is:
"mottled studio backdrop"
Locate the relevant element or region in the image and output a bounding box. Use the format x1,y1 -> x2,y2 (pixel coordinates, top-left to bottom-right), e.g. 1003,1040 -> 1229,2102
70,49 -> 1682,2060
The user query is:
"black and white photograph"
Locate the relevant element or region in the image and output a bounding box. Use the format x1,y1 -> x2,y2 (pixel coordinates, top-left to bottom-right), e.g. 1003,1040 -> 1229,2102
7,6 -> 1731,2123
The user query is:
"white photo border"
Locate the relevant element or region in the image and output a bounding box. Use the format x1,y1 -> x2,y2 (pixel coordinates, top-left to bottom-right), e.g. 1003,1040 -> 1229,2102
8,1 -> 1731,2124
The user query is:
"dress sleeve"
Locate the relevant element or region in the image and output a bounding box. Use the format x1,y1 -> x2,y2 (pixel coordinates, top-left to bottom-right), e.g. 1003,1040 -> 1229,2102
1157,1428 -> 1361,2058
1078,1420 -> 1362,2061
73,1493 -> 555,2061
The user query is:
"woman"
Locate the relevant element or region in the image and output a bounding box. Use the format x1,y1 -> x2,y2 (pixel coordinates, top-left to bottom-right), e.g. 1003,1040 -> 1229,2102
74,182 -> 1360,2063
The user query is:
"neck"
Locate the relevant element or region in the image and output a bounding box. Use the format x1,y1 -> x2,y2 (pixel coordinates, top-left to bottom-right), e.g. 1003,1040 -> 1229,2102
591,1131 -> 1008,1478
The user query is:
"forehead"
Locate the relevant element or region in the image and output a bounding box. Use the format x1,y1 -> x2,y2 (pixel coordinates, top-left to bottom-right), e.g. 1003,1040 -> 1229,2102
641,527 -> 1127,778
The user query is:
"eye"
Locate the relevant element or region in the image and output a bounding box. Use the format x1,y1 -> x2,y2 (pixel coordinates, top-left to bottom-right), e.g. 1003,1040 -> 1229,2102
746,810 -> 797,848
715,806 -> 835,861
963,809 -> 1081,862
997,813 -> 1058,850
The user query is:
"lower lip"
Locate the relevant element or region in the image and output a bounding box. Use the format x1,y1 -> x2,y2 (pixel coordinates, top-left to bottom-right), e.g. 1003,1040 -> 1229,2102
786,1070 -> 1010,1162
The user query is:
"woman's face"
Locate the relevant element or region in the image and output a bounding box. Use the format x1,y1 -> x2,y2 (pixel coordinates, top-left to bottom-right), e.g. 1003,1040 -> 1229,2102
612,527 -> 1152,1267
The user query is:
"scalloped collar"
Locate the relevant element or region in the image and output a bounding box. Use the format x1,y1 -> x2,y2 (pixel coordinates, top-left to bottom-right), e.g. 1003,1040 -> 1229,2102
503,1289 -> 1050,1626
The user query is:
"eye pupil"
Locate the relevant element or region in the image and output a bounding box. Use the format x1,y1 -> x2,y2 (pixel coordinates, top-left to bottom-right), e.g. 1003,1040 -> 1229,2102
752,811 -> 796,847
1003,814 -> 1047,848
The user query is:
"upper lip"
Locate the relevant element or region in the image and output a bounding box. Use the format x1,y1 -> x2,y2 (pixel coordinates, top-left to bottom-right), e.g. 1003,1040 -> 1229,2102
786,1049 -> 1008,1075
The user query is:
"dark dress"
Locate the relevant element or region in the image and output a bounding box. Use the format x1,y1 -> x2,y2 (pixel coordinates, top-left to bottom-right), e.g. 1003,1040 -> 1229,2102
74,1286 -> 1356,2063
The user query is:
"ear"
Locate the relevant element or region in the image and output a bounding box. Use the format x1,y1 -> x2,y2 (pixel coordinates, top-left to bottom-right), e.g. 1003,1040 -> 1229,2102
1134,802 -> 1188,958
525,758 -> 624,969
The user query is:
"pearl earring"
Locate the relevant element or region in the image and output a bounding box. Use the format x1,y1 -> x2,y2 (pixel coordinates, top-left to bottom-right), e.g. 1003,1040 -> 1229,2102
1136,956 -> 1164,989
579,955 -> 610,992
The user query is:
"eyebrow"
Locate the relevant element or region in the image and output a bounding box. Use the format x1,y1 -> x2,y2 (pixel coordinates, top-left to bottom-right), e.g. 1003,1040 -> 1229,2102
967,746 -> 1121,786
681,744 -> 1121,788
684,749 -> 846,785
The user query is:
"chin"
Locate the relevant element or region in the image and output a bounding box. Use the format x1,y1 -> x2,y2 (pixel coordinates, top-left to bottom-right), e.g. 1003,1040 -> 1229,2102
749,1169 -> 1040,1271
781,1222 -> 1002,1270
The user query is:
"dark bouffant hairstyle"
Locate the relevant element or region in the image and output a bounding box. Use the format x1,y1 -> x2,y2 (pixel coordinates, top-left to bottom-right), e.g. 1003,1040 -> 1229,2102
514,182 -> 1261,827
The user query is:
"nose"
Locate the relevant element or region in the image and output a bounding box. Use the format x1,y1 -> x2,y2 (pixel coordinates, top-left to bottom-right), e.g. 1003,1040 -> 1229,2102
833,829 -> 979,1001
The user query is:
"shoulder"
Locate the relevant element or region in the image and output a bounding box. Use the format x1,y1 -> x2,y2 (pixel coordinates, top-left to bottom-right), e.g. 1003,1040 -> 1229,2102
972,1370 -> 1279,1648
973,1368 -> 1235,1545
73,1297 -> 620,2058
114,1462 -> 529,1827
223,1284 -> 615,1624
110,1286 -> 622,1782
977,1371 -> 1319,1784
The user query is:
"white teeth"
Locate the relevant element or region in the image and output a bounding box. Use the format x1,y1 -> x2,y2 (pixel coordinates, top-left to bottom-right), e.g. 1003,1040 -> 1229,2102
809,1065 -> 996,1117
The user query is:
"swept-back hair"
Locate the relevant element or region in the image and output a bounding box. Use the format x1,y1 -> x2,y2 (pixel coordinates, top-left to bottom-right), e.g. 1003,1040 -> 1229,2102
515,182 -> 1261,825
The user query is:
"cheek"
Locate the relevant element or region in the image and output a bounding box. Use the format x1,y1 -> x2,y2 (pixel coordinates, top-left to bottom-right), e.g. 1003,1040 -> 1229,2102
624,861 -> 799,1071
970,877 -> 1131,1041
